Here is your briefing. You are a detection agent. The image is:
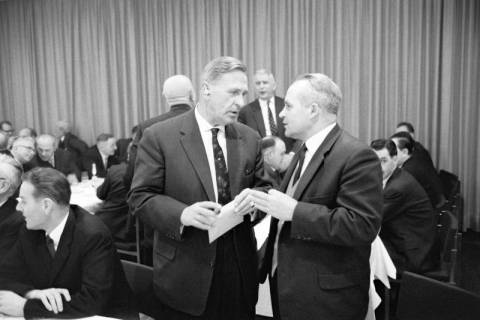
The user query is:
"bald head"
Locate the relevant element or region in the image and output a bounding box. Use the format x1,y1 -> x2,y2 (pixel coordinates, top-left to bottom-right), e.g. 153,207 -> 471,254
36,134 -> 57,162
163,75 -> 195,107
0,154 -> 22,198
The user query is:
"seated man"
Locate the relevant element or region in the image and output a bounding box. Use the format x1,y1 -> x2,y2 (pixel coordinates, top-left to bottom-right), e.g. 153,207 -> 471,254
56,120 -> 89,171
0,154 -> 24,264
18,128 -> 38,139
83,133 -> 119,178
25,134 -> 81,183
10,137 -> 36,171
371,139 -> 438,273
391,131 -> 445,208
0,167 -> 136,319
395,121 -> 435,168
260,136 -> 294,187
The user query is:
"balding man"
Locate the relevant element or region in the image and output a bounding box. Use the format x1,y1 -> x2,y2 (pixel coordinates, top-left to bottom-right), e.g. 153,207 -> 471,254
83,134 -> 119,179
239,69 -> 296,152
56,120 -> 88,170
18,128 -> 37,139
124,74 -> 195,189
25,134 -> 81,184
10,137 -> 36,170
0,154 -> 24,264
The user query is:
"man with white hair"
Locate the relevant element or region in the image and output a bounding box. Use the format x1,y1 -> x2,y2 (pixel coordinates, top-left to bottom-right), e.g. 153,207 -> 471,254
10,137 -> 36,169
124,74 -> 195,189
25,134 -> 80,184
0,154 -> 24,264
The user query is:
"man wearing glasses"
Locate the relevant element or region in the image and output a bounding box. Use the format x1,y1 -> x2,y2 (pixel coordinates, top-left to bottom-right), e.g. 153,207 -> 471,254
10,137 -> 36,170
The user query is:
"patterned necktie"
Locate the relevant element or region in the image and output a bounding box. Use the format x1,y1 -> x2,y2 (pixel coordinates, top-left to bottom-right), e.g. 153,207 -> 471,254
267,100 -> 278,136
291,144 -> 308,185
45,235 -> 55,258
211,128 -> 231,205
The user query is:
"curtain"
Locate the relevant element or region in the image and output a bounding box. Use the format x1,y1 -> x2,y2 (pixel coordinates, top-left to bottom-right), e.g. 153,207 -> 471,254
0,0 -> 479,230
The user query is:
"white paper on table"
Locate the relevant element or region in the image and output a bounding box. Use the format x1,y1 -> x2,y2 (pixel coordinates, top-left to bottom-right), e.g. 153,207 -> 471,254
208,201 -> 243,243
254,214 -> 271,250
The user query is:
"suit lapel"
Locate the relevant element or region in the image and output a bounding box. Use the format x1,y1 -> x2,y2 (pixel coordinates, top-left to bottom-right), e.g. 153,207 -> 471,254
225,124 -> 243,198
180,112 -> 216,202
49,209 -> 75,283
252,101 -> 267,137
292,125 -> 342,199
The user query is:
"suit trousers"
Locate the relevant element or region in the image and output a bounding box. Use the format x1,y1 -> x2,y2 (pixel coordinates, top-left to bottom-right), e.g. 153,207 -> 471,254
160,230 -> 253,320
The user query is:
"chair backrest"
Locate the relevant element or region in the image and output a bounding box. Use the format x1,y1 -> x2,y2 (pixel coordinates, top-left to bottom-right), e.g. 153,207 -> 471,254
397,271 -> 480,320
439,169 -> 460,200
116,214 -> 142,263
121,260 -> 157,317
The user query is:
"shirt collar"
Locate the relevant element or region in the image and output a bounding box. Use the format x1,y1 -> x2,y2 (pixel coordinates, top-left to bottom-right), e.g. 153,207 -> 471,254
304,122 -> 337,154
259,96 -> 275,107
47,210 -> 69,248
194,106 -> 225,134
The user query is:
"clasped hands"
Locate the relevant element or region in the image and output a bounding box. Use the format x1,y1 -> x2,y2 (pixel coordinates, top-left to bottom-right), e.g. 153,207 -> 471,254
0,288 -> 71,316
180,189 -> 297,230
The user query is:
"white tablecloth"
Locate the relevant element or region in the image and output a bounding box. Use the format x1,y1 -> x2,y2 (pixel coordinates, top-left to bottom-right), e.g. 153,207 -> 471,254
70,178 -> 104,213
253,216 -> 396,319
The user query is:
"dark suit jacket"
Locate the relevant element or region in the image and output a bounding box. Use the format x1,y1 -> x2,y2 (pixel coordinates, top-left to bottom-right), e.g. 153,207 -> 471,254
402,155 -> 445,208
381,168 -> 437,273
0,197 -> 24,265
58,132 -> 88,170
115,138 -> 132,163
96,163 -> 131,241
83,146 -> 119,179
259,124 -> 383,320
129,110 -> 270,316
124,103 -> 192,189
0,205 -> 136,319
238,96 -> 296,152
24,150 -> 81,181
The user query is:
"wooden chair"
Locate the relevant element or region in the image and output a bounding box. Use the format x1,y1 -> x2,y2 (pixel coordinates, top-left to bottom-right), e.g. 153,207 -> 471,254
116,214 -> 141,263
396,271 -> 480,320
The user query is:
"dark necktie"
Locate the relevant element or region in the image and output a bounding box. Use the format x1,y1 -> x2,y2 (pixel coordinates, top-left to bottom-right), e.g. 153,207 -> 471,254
267,101 -> 278,136
211,128 -> 231,205
45,235 -> 55,258
291,144 -> 308,185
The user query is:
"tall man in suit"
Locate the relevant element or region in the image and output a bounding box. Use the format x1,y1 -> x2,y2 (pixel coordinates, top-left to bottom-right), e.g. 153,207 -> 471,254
241,73 -> 383,320
124,74 -> 195,189
129,57 -> 270,319
56,120 -> 88,170
0,168 -> 136,319
83,133 -> 119,179
25,134 -> 81,184
0,154 -> 24,265
239,69 -> 295,152
371,139 -> 437,273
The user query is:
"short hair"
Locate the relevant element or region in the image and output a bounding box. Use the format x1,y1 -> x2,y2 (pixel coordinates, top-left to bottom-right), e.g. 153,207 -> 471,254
18,127 -> 37,138
56,120 -> 71,133
296,73 -> 342,115
370,139 -> 397,157
201,56 -> 247,84
0,154 -> 23,196
0,120 -> 13,130
96,133 -> 114,142
254,69 -> 275,80
260,136 -> 283,152
36,134 -> 57,147
12,136 -> 35,148
22,167 -> 71,206
396,121 -> 415,134
391,131 -> 415,154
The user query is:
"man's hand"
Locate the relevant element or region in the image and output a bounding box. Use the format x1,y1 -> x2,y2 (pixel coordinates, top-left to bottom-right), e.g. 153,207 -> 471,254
241,189 -> 298,221
66,173 -> 79,185
180,201 -> 221,230
25,288 -> 71,314
233,188 -> 262,216
0,290 -> 26,317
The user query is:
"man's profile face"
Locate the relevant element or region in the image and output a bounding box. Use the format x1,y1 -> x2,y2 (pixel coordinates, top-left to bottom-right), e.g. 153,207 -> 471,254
265,140 -> 287,171
204,70 -> 248,126
37,140 -> 56,162
391,138 -> 408,166
0,123 -> 14,137
100,138 -> 117,156
280,81 -> 311,141
13,141 -> 36,164
374,148 -> 397,179
254,73 -> 276,101
16,182 -> 47,230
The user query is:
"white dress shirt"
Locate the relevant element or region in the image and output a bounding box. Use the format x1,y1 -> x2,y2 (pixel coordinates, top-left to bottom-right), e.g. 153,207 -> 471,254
298,122 -> 337,176
47,211 -> 69,251
259,97 -> 277,136
194,107 -> 228,203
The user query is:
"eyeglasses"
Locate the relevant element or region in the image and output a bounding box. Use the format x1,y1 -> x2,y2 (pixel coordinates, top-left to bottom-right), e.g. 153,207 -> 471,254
17,145 -> 35,152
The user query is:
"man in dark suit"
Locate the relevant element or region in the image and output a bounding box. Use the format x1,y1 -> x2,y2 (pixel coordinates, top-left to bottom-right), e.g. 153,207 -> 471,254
371,139 -> 437,273
260,136 -> 294,188
242,73 -> 383,320
25,134 -> 81,183
124,74 -> 194,189
239,69 -> 295,152
395,121 -> 436,169
0,154 -> 24,264
129,57 -> 270,320
115,126 -> 137,163
56,120 -> 88,170
0,168 -> 136,319
83,133 -> 119,179
391,132 -> 445,208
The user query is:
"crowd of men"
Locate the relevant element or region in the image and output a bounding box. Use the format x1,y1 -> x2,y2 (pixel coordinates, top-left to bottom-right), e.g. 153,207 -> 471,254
0,56 -> 447,319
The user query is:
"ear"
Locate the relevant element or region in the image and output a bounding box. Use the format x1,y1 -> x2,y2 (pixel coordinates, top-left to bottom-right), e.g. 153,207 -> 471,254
309,102 -> 322,118
0,179 -> 10,194
41,198 -> 55,215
